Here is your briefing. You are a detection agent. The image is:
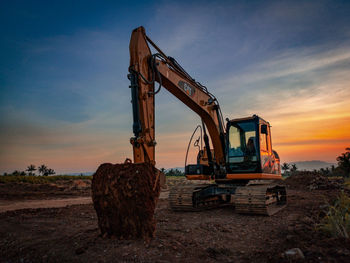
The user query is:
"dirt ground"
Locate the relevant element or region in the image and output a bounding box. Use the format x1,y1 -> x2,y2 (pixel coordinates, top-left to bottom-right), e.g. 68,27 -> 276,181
0,179 -> 91,200
0,176 -> 349,262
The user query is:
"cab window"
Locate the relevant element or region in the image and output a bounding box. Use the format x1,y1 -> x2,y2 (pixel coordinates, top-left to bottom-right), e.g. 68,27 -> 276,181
260,126 -> 268,152
228,122 -> 257,159
227,121 -> 258,172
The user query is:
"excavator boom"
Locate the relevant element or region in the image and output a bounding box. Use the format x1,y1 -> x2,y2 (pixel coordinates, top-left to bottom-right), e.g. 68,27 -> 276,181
128,26 -> 286,215
129,27 -> 225,172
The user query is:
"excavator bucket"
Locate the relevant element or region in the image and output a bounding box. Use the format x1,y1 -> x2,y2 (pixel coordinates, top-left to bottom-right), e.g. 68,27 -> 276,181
91,162 -> 162,239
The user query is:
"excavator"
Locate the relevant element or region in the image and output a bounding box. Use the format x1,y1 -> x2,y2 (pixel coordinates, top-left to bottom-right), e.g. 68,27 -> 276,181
128,26 -> 286,215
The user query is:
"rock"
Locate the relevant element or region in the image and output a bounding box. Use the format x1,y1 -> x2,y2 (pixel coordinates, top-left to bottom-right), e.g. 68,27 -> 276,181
283,248 -> 305,260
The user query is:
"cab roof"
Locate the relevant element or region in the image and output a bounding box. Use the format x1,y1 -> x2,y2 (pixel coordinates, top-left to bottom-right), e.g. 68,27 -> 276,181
228,115 -> 270,125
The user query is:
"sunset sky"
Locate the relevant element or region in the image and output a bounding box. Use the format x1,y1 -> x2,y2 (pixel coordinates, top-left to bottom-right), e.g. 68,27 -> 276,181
1,0 -> 350,174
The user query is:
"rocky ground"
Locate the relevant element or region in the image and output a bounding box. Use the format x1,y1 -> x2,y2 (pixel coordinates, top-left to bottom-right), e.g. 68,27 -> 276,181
0,174 -> 349,262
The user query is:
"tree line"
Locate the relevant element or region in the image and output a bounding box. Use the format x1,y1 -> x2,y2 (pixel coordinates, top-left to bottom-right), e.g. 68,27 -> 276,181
4,164 -> 56,176
160,148 -> 350,178
3,148 -> 349,178
281,147 -> 350,177
159,168 -> 185,177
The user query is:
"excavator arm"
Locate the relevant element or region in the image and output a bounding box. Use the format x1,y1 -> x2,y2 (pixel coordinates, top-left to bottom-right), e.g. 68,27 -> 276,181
127,26 -> 287,215
128,26 -> 226,173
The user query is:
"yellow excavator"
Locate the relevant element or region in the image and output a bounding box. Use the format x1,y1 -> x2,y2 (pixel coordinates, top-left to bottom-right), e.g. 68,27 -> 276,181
128,27 -> 286,215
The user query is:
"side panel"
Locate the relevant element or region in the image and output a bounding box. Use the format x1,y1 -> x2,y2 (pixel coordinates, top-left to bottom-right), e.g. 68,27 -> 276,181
259,122 -> 280,175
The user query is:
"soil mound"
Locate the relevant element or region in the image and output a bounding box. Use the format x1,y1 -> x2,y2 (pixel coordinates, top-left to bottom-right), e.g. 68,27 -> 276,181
91,162 -> 160,240
284,171 -> 344,190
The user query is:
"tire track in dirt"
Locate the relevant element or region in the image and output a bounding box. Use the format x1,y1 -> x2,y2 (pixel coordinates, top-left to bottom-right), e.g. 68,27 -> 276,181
0,197 -> 93,213
0,191 -> 170,213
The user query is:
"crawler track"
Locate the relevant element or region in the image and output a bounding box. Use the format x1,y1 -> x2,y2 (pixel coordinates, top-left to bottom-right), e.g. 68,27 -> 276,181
169,184 -> 215,211
235,184 -> 287,215
169,182 -> 287,215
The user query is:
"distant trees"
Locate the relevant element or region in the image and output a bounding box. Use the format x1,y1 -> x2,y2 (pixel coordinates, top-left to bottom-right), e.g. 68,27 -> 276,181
11,170 -> 21,176
281,163 -> 290,175
337,147 -> 350,177
290,164 -> 298,174
46,168 -> 56,176
163,168 -> 184,177
319,167 -> 331,176
279,147 -> 350,178
8,170 -> 26,176
26,164 -> 36,176
3,164 -> 56,176
38,165 -> 48,176
281,163 -> 297,176
37,165 -> 55,176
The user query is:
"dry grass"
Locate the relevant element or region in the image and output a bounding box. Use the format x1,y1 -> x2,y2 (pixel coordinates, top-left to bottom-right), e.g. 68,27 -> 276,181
345,178 -> 350,190
319,191 -> 350,239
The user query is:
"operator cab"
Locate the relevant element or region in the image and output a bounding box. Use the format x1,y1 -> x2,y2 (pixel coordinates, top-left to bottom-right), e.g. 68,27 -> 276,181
226,115 -> 280,175
185,115 -> 281,180
227,117 -> 258,172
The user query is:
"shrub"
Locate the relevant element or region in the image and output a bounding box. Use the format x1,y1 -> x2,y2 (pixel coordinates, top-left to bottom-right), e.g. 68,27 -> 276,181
319,192 -> 350,239
165,168 -> 184,177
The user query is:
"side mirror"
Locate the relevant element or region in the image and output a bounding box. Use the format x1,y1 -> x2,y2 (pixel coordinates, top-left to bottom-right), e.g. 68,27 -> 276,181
261,124 -> 268,135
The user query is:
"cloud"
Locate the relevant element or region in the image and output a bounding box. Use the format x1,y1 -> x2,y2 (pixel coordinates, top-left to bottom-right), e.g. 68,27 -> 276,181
1,0 -> 350,172
210,42 -> 350,116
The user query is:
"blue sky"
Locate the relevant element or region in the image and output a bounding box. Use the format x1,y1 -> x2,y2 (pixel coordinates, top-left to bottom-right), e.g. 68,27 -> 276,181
1,0 -> 350,173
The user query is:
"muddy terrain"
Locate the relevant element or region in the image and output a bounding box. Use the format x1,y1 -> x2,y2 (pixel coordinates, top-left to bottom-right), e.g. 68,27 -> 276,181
0,174 -> 349,262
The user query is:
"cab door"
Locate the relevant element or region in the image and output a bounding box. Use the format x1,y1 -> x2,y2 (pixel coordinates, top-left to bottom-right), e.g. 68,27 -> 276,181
259,123 -> 273,173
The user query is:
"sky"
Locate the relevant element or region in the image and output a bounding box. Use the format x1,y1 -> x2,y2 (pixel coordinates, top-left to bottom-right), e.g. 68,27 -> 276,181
1,0 -> 350,174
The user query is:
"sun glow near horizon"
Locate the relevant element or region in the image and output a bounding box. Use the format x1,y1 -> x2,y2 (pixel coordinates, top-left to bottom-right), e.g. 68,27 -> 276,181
1,0 -> 350,174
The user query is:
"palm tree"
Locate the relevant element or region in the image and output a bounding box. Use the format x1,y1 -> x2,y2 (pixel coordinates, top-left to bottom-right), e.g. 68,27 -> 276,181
290,163 -> 298,174
281,163 -> 290,175
26,164 -> 36,176
46,168 -> 55,176
11,170 -> 21,176
38,164 -> 48,176
325,167 -> 330,175
331,165 -> 335,172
